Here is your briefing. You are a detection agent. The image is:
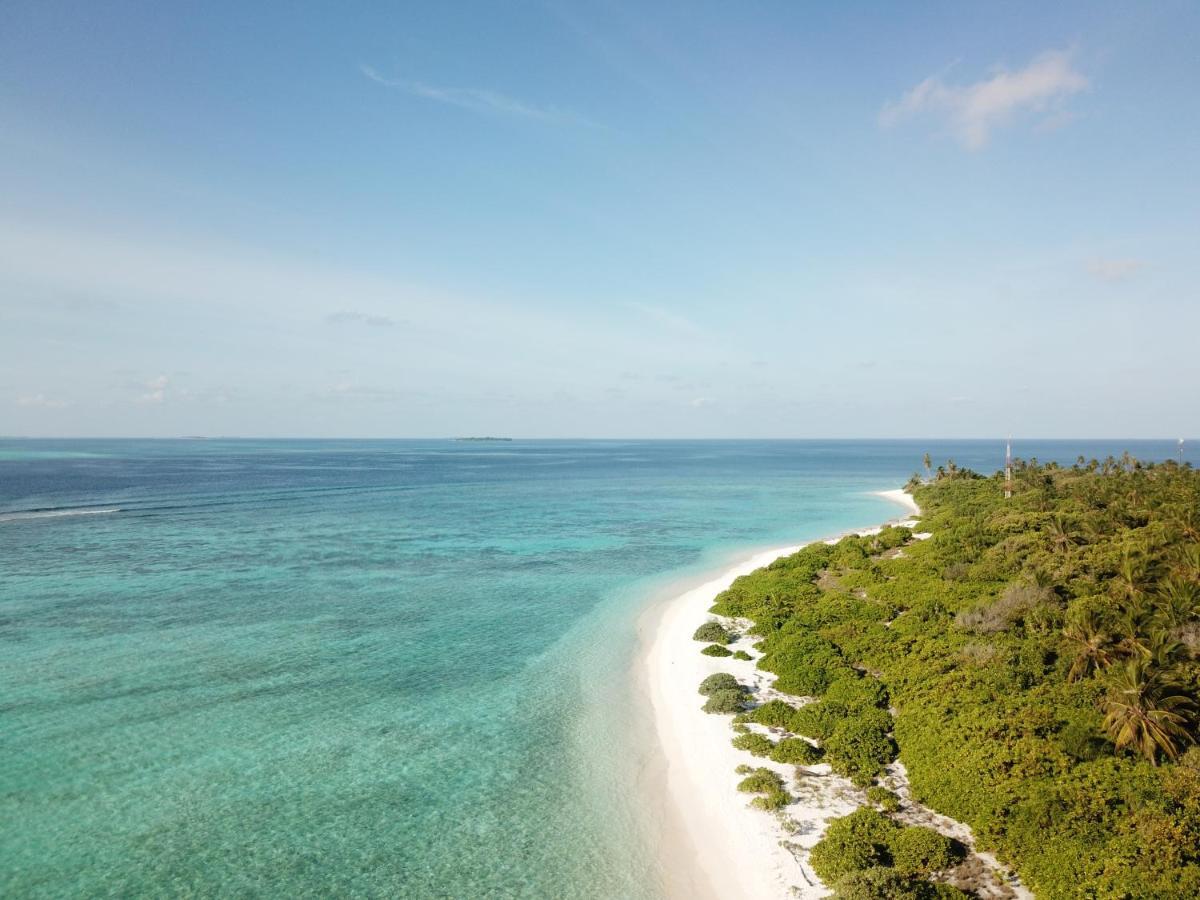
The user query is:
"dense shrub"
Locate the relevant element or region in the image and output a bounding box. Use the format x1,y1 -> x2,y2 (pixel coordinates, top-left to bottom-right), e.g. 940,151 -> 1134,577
831,868 -> 956,899
809,807 -> 898,884
693,621 -> 732,644
758,631 -> 852,696
698,672 -> 742,696
736,766 -> 791,811
700,643 -> 733,657
743,699 -> 797,729
824,715 -> 896,786
788,700 -> 847,741
825,675 -> 888,710
865,785 -> 901,812
731,732 -> 774,757
771,659 -> 839,695
702,689 -> 746,714
733,650 -> 752,660
873,525 -> 913,552
769,737 -> 822,764
890,826 -> 959,875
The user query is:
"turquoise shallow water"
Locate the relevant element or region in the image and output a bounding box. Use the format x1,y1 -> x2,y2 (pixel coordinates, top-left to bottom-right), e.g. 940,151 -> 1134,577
1,439 -> 1191,898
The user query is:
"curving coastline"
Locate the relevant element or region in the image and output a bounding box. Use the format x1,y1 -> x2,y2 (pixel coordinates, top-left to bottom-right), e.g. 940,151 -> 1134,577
641,489 -> 923,899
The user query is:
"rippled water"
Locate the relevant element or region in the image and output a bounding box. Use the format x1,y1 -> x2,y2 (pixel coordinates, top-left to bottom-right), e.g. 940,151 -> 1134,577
1,439 -> 1187,897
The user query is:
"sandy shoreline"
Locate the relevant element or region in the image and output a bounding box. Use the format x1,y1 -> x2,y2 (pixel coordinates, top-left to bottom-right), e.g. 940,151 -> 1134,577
641,489 -> 921,900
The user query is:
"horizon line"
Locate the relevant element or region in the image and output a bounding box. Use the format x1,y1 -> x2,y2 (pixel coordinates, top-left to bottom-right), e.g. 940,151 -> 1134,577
0,435 -> 1194,443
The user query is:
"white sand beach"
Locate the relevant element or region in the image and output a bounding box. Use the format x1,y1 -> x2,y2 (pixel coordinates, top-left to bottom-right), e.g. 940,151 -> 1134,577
641,489 -> 923,899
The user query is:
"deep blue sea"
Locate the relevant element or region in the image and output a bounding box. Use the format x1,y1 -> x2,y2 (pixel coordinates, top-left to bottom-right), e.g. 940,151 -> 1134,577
1,439 -> 1192,898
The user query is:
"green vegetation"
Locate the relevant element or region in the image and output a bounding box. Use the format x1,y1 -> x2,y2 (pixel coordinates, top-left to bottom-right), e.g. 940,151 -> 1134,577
824,714 -> 896,786
741,698 -> 797,728
693,621 -> 732,644
733,649 -> 752,660
731,732 -> 775,757
735,766 -> 791,810
768,736 -> 822,764
865,785 -> 901,812
808,807 -> 898,883
702,689 -> 747,715
810,808 -> 960,888
700,643 -> 732,657
711,454 -> 1200,897
698,672 -> 744,696
831,868 -> 966,899
890,826 -> 958,875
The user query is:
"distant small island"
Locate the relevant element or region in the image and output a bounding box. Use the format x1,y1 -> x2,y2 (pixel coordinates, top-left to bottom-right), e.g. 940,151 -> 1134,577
452,437 -> 513,442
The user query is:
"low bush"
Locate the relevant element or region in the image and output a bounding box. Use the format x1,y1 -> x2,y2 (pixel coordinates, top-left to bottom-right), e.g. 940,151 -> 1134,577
789,700 -> 847,741
702,689 -> 747,714
744,699 -> 797,729
825,675 -> 888,709
865,785 -> 901,812
693,621 -> 732,644
809,807 -> 898,884
733,650 -> 752,660
814,810 -> 964,894
831,867 -> 951,899
700,643 -> 733,657
824,715 -> 896,786
769,737 -> 822,765
698,672 -> 742,696
732,732 -> 774,757
737,767 -> 784,794
890,826 -> 959,876
736,766 -> 791,810
750,790 -> 791,811
771,658 -> 844,696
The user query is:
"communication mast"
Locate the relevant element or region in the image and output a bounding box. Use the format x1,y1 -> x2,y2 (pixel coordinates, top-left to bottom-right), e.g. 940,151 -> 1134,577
1004,437 -> 1013,499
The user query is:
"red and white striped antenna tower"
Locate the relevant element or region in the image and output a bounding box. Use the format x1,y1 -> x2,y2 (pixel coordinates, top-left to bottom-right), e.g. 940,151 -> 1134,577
1004,437 -> 1013,499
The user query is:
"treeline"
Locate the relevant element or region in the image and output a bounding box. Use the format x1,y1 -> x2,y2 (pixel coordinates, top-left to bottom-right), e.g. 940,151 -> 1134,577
708,454 -> 1200,898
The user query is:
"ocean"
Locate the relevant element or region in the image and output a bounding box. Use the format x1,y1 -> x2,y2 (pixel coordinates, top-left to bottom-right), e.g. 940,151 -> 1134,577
1,439 -> 1191,898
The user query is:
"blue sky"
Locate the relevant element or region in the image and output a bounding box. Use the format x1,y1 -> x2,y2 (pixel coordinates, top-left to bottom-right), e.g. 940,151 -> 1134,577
2,1 -> 1197,437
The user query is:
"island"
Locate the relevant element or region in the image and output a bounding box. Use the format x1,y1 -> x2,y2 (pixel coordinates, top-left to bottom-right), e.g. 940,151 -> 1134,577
656,454 -> 1200,898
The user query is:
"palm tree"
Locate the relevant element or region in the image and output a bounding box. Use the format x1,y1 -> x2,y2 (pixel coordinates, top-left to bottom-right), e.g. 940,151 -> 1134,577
1101,658 -> 1196,764
1155,577 -> 1200,630
1045,515 -> 1081,555
1172,508 -> 1200,543
1170,543 -> 1200,581
923,452 -> 932,483
1112,548 -> 1157,605
1064,607 -> 1115,681
1113,598 -> 1158,661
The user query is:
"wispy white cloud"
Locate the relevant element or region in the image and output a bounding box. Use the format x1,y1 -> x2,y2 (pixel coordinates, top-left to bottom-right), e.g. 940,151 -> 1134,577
360,65 -> 592,126
137,375 -> 169,405
16,393 -> 69,409
881,49 -> 1088,149
1087,257 -> 1145,283
326,310 -> 399,328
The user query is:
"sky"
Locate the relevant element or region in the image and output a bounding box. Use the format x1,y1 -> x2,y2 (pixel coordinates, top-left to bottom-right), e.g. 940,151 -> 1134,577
2,1 -> 1198,438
